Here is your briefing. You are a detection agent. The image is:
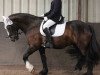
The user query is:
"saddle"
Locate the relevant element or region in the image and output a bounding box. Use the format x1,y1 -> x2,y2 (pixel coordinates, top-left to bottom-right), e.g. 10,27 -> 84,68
40,16 -> 66,37
50,16 -> 65,35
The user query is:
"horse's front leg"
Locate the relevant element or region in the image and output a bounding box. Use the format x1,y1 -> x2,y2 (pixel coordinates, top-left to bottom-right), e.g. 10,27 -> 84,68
23,47 -> 37,73
39,46 -> 48,75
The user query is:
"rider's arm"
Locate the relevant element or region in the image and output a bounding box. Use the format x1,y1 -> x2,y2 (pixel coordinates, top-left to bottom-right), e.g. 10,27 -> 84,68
44,2 -> 52,16
47,0 -> 61,19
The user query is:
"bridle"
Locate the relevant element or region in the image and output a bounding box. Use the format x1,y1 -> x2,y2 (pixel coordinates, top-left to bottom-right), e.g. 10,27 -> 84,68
2,16 -> 23,41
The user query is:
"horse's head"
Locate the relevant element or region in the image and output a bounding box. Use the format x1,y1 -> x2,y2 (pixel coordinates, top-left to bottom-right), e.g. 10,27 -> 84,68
2,16 -> 19,42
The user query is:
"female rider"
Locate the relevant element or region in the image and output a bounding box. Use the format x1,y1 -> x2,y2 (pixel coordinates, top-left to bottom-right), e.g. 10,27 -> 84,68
43,0 -> 62,48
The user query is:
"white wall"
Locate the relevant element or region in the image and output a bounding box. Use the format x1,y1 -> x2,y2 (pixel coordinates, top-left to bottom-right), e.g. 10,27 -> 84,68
0,0 -> 78,21
0,0 -> 100,23
88,0 -> 96,22
88,0 -> 100,23
95,0 -> 100,22
68,0 -> 78,21
81,0 -> 88,22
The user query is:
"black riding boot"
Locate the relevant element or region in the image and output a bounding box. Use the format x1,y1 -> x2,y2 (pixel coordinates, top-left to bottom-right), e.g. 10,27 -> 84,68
43,28 -> 53,48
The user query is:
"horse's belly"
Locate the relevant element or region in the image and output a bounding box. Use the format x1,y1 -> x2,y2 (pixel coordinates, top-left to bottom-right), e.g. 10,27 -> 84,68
53,37 -> 72,49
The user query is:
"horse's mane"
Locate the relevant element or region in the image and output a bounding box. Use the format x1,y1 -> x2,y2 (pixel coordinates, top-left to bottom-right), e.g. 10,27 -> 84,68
9,13 -> 43,26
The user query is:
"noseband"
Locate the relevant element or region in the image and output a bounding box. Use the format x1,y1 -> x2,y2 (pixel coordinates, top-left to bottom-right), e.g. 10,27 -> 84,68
6,31 -> 23,38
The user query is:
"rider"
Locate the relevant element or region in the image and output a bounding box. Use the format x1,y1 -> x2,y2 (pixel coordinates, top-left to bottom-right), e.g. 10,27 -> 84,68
43,0 -> 62,48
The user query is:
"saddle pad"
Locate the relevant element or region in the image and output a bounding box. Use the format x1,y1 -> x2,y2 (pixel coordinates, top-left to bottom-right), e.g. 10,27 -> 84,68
40,21 -> 66,37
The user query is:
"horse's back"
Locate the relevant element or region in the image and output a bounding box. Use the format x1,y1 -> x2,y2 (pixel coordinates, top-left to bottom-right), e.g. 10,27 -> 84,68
66,20 -> 91,33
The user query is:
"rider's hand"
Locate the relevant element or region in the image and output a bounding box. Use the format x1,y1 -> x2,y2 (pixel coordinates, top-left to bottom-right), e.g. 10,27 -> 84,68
40,14 -> 44,17
44,17 -> 48,21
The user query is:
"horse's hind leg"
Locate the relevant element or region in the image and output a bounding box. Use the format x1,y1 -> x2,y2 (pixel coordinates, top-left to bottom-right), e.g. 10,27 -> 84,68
23,47 -> 37,73
73,45 -> 86,71
75,55 -> 85,71
39,46 -> 48,75
83,59 -> 93,75
83,51 -> 94,75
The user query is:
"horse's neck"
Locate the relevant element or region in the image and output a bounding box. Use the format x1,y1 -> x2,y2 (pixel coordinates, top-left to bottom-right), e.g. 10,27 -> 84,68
9,13 -> 43,34
17,17 -> 43,34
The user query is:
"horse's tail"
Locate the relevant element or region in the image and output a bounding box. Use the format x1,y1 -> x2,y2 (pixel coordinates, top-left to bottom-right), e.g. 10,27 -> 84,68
88,25 -> 100,65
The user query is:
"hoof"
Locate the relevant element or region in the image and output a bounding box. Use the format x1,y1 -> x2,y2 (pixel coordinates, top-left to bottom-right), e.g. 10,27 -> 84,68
39,70 -> 48,75
83,73 -> 87,75
74,70 -> 81,75
26,61 -> 34,73
31,68 -> 35,74
75,66 -> 82,71
83,72 -> 93,75
75,65 -> 82,71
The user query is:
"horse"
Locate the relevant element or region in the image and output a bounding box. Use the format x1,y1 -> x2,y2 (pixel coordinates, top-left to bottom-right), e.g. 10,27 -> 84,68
2,13 -> 100,75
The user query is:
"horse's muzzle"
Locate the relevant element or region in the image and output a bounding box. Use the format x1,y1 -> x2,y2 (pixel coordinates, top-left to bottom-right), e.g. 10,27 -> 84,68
10,35 -> 19,42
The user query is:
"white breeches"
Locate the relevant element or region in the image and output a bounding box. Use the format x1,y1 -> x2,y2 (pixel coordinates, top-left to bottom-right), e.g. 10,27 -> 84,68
43,19 -> 56,29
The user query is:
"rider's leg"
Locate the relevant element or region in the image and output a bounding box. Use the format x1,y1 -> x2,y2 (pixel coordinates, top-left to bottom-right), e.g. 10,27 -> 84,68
43,28 -> 53,48
43,20 -> 56,28
43,20 -> 55,48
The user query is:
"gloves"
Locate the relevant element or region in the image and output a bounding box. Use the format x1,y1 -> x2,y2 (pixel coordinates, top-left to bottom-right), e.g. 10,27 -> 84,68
40,14 -> 44,17
44,17 -> 48,21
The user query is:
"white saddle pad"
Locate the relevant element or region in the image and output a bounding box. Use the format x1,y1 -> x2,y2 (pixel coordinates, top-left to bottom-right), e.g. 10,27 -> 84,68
40,21 -> 66,37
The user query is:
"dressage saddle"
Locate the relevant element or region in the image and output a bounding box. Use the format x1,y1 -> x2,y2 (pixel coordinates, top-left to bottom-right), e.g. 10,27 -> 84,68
50,16 -> 65,35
